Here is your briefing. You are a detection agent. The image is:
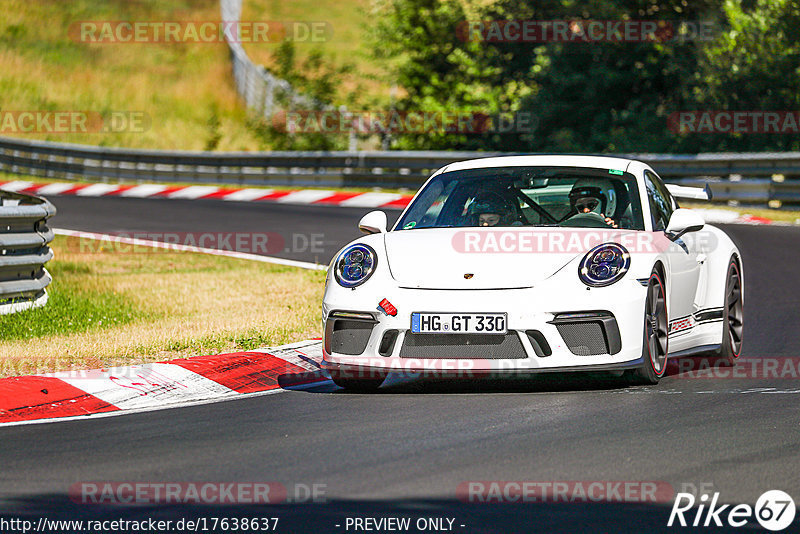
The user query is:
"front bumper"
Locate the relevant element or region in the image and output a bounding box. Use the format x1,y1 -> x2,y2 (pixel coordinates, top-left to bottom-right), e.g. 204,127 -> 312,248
321,279 -> 648,374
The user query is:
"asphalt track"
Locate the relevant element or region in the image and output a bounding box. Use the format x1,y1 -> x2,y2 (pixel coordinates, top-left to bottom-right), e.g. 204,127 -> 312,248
2,195 -> 800,532
49,196 -> 390,264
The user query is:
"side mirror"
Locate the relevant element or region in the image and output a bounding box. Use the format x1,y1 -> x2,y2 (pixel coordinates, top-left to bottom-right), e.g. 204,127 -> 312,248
666,208 -> 705,240
358,210 -> 387,234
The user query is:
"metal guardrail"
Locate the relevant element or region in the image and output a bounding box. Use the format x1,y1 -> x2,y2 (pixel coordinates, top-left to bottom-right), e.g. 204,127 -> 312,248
670,178 -> 800,206
0,136 -> 483,188
2,135 -> 800,204
0,189 -> 56,315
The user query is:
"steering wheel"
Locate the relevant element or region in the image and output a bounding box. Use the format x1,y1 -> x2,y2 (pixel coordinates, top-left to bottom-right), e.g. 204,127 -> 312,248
559,212 -> 612,228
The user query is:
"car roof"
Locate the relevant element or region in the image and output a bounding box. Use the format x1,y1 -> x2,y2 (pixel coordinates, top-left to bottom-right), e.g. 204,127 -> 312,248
435,155 -> 636,176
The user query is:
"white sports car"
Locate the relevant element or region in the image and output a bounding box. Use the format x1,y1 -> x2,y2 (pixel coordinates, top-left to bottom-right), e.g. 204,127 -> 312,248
321,155 -> 744,390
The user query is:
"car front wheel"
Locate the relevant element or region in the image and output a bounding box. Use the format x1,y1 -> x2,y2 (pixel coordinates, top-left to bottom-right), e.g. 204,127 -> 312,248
627,269 -> 669,385
714,257 -> 743,366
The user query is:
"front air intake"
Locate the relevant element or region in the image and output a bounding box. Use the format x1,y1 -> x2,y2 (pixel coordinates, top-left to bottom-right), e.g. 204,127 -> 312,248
549,311 -> 621,356
330,320 -> 374,355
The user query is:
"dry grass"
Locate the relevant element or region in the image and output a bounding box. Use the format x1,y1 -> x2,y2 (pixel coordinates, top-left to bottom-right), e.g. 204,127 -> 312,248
0,235 -> 326,378
0,0 -> 266,150
0,0 -> 501,151
0,0 -> 396,150
682,202 -> 800,224
242,0 -> 392,101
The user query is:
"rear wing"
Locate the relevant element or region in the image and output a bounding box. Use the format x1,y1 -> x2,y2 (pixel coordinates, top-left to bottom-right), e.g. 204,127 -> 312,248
666,183 -> 712,201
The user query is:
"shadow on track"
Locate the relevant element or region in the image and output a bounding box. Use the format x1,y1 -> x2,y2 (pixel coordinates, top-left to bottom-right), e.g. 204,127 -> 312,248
277,369 -> 643,395
278,351 -> 783,395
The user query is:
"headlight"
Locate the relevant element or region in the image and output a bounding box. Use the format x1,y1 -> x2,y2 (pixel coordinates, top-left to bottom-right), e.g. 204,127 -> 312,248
579,243 -> 630,287
334,244 -> 377,288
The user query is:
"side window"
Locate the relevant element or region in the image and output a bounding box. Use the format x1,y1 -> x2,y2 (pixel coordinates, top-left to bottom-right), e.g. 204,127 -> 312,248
644,170 -> 673,231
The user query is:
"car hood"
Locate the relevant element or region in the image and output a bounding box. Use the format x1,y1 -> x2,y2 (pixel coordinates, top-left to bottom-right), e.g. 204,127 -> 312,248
383,227 -> 631,289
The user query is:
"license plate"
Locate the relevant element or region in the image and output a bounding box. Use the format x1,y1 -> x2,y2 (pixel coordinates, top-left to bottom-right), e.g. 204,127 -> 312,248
411,313 -> 507,334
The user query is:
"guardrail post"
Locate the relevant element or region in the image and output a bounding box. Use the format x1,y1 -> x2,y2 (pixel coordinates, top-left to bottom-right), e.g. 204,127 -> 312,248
0,190 -> 56,315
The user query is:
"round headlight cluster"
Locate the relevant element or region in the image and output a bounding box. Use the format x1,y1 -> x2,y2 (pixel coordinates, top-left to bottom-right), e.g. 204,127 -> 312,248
579,243 -> 630,287
334,244 -> 377,288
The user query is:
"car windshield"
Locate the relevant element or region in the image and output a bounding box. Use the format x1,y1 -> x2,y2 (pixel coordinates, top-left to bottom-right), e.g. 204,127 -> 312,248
395,166 -> 645,231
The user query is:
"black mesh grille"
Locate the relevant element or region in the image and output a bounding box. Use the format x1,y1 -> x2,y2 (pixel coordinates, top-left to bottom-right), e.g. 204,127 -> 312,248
399,332 -> 527,359
331,320 -> 374,355
555,322 -> 608,355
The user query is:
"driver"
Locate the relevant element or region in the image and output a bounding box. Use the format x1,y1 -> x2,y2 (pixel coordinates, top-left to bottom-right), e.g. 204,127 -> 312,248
567,180 -> 617,228
467,191 -> 516,227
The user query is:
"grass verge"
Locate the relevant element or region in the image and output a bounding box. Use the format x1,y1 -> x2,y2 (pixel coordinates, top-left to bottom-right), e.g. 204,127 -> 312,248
682,202 -> 800,224
0,235 -> 325,378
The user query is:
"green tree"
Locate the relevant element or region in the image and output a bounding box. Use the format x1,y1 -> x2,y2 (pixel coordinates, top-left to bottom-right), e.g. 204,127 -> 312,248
368,0 -> 524,149
372,0 -> 800,153
688,0 -> 800,151
249,42 -> 355,150
485,0 -> 722,153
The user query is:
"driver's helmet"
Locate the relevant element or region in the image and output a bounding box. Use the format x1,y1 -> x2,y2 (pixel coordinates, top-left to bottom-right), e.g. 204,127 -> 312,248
466,191 -> 515,226
568,178 -> 616,217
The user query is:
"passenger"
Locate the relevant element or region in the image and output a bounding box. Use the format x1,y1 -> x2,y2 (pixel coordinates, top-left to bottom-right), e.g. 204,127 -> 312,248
467,192 -> 516,227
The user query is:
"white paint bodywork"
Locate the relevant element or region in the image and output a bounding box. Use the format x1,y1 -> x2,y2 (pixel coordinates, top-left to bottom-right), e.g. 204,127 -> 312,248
321,155 -> 743,375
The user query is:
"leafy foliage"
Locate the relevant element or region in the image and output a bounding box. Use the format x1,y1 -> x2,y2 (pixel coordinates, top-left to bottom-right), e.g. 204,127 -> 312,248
368,0 -> 522,149
370,0 -> 800,152
689,0 -> 800,151
248,42 -> 356,150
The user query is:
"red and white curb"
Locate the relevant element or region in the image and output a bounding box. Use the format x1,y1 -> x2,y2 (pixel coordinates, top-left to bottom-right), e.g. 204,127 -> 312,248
0,339 -> 327,426
0,180 -> 413,209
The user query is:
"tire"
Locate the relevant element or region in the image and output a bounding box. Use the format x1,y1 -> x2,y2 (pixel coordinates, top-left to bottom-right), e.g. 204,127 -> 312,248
627,269 -> 669,385
330,369 -> 386,392
714,257 -> 744,366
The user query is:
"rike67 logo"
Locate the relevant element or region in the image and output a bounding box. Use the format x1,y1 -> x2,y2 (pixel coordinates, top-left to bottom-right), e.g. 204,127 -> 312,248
668,490 -> 796,531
